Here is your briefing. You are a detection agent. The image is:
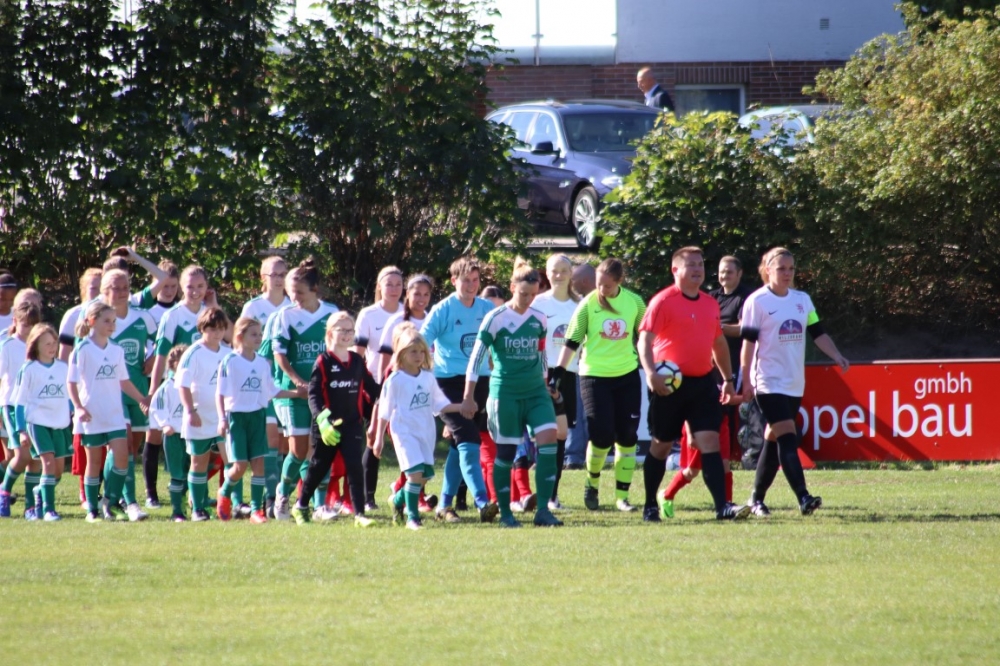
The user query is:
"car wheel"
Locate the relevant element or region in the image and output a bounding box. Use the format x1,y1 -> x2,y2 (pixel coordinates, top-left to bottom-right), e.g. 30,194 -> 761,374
571,186 -> 599,250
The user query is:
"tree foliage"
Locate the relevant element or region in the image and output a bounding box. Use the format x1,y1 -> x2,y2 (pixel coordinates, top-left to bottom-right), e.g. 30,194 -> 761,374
267,0 -> 524,308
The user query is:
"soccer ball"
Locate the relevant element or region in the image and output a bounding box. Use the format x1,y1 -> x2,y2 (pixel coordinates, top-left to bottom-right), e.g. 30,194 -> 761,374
654,360 -> 682,392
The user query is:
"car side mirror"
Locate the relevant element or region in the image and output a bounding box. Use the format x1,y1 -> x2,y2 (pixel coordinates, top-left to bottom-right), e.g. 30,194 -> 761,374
530,141 -> 557,155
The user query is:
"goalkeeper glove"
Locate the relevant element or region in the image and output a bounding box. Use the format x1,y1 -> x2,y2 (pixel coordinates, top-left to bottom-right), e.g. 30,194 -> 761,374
316,408 -> 342,446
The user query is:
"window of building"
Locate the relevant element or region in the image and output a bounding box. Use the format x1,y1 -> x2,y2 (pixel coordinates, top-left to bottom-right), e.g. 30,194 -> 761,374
673,85 -> 745,116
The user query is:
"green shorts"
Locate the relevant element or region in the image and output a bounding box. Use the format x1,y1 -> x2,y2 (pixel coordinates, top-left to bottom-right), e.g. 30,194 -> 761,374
3,406 -> 20,449
28,423 -> 72,458
185,436 -> 221,457
81,429 -> 129,448
274,398 -> 311,437
486,389 -> 558,446
225,409 -> 268,462
163,433 -> 190,480
123,394 -> 149,431
403,463 -> 435,480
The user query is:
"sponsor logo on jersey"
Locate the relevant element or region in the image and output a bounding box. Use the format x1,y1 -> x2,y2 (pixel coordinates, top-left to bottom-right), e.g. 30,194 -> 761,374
553,324 -> 567,345
778,319 -> 803,343
294,340 -> 325,357
39,384 -> 65,397
118,339 -> 142,365
600,319 -> 628,340
409,391 -> 431,409
329,380 -> 354,389
504,336 -> 539,353
95,364 -> 117,380
241,376 -> 262,391
460,333 -> 477,357
210,369 -> 219,385
172,404 -> 184,419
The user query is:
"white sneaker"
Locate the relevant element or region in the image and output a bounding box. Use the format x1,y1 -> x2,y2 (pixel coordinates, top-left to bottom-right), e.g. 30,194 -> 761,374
548,498 -> 565,512
313,505 -> 339,522
509,500 -> 524,513
126,503 -> 149,522
616,498 -> 636,512
274,493 -> 291,521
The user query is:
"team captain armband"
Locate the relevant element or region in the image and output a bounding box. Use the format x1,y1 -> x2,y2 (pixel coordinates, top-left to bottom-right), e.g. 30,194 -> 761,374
807,322 -> 825,339
741,326 -> 759,342
564,339 -> 581,351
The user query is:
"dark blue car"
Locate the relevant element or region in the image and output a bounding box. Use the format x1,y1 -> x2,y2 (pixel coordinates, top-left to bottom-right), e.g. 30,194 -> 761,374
488,100 -> 661,249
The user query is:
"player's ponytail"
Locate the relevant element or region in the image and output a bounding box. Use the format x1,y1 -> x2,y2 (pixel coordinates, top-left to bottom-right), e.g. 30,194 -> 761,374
374,265 -> 404,304
510,257 -> 540,286
292,258 -> 321,293
75,301 -> 113,339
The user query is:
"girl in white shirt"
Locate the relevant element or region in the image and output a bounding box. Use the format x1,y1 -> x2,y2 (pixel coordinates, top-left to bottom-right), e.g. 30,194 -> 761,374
149,344 -> 189,522
0,302 -> 42,519
68,301 -> 150,523
175,307 -> 229,522
374,327 -> 461,530
215,317 -> 299,524
12,324 -> 70,520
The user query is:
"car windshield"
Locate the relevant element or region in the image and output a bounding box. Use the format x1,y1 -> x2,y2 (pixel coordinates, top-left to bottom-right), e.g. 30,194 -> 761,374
563,112 -> 657,152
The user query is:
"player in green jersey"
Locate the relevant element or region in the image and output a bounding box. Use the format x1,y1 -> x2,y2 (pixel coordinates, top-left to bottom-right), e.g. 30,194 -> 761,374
464,259 -> 562,528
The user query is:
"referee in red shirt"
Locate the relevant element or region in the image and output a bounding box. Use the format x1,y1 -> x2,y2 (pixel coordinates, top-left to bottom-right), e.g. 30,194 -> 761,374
638,247 -> 751,521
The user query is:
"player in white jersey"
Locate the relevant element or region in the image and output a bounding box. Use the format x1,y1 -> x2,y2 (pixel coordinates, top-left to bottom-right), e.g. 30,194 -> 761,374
530,254 -> 581,511
354,265 -> 403,511
10,324 -> 71,520
241,256 -> 291,327
176,307 -> 230,522
215,317 -> 299,523
0,302 -> 43,518
0,273 -> 17,335
58,268 -> 103,362
375,328 -> 461,530
68,301 -> 150,523
740,247 -> 849,517
149,344 -> 189,521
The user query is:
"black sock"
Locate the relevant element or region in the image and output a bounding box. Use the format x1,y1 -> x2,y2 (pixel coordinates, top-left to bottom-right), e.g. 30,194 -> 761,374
752,440 -> 780,503
777,433 -> 808,500
701,451 -> 727,512
362,448 -> 379,503
552,439 -> 566,500
142,444 -> 160,500
643,452 -> 666,508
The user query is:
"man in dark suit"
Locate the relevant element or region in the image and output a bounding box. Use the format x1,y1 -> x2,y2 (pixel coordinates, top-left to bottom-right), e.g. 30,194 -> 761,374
637,67 -> 674,112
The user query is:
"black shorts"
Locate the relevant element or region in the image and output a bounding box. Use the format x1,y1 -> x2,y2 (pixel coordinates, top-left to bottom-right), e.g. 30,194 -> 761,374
580,369 -> 641,449
552,370 -> 578,428
754,393 -> 801,426
436,375 -> 489,445
648,373 -> 722,442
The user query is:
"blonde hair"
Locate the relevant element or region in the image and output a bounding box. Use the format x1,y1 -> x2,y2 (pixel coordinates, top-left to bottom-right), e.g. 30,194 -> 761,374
595,258 -> 624,314
79,268 -> 103,302
25,324 -> 57,361
510,257 -> 540,286
232,317 -> 261,347
166,344 -> 188,373
9,301 -> 41,337
101,268 -> 130,296
12,288 -> 42,309
759,247 -> 794,283
391,327 -> 431,372
324,311 -> 356,348
261,256 -> 286,275
374,265 -> 404,304
180,265 -> 208,284
75,301 -> 113,338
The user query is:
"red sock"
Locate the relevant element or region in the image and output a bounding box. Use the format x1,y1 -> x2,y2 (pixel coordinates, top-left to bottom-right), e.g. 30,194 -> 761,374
725,470 -> 733,504
207,453 -> 223,482
391,471 -> 406,494
513,467 -> 532,499
663,471 -> 690,501
480,430 -> 497,503
325,476 -> 341,507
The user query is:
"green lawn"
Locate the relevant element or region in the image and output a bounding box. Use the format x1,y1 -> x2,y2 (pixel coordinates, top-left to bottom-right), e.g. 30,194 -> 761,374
4,466 -> 1000,665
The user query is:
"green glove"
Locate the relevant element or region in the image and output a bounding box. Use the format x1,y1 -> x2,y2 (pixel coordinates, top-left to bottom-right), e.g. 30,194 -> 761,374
316,408 -> 342,446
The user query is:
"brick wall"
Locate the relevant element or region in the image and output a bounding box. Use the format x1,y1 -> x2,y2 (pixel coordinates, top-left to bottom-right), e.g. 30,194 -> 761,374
484,60 -> 845,110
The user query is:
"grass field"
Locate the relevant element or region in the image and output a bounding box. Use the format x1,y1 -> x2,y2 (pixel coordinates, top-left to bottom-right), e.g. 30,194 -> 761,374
4,465 -> 1000,665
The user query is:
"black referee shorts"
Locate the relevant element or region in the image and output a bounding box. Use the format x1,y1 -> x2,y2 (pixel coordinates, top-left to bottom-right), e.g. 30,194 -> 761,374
648,372 -> 722,442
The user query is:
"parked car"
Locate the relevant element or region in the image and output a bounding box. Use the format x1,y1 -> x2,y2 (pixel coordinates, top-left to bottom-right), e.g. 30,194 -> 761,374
737,104 -> 841,148
488,100 -> 661,249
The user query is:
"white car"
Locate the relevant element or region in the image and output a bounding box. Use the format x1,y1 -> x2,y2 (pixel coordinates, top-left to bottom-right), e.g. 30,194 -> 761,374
738,104 -> 841,148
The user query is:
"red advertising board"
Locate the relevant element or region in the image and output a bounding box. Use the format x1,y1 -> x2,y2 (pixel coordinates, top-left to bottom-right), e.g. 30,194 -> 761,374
799,359 -> 999,462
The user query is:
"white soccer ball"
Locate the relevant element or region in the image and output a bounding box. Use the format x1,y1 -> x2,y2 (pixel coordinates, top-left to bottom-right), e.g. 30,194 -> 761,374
654,360 -> 682,392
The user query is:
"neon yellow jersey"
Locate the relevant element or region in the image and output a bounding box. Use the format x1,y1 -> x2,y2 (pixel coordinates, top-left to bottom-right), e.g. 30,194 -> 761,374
564,287 -> 646,378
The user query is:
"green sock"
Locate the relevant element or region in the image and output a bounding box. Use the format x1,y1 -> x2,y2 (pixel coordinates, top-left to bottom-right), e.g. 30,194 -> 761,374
299,457 -> 311,496
404,482 -> 421,522
84,477 -> 101,513
168,478 -> 185,516
122,455 -> 137,505
493,459 -> 513,519
535,444 -> 558,512
40,474 -> 57,513
585,443 -> 611,489
226,464 -> 245,504
278,455 -> 302,497
263,449 -> 279,500
1,466 -> 20,493
250,476 -> 265,512
613,444 -> 637,501
105,467 -> 126,504
188,471 -> 207,512
220,469 -> 235,499
312,468 -> 329,509
392,488 -> 406,509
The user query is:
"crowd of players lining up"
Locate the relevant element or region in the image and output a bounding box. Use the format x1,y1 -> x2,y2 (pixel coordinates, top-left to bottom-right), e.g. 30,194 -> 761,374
0,244 -> 847,529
